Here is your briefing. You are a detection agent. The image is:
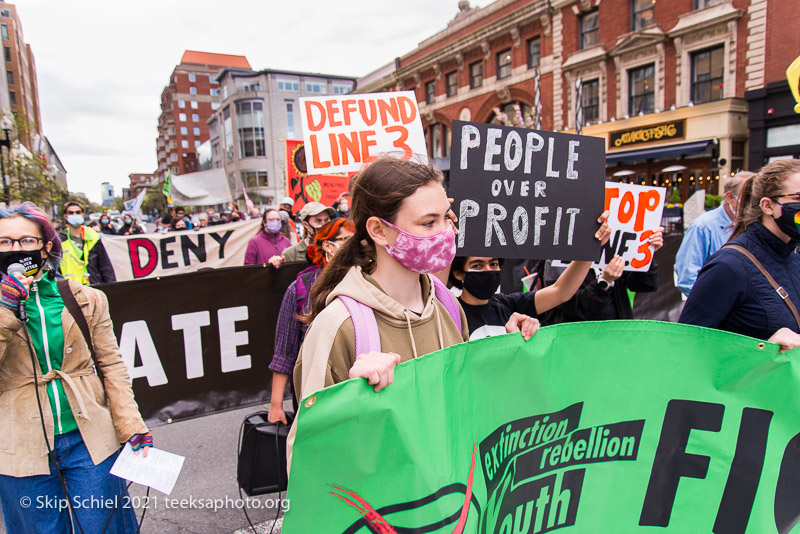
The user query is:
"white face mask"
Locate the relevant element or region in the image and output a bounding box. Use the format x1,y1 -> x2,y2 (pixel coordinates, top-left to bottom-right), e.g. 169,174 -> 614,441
727,194 -> 738,217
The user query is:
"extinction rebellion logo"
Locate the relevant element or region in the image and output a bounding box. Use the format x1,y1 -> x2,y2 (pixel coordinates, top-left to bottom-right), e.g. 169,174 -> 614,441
332,402 -> 644,534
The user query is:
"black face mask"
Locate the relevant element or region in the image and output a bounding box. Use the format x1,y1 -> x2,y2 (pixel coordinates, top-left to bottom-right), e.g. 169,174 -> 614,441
462,270 -> 502,300
774,201 -> 800,241
0,248 -> 46,277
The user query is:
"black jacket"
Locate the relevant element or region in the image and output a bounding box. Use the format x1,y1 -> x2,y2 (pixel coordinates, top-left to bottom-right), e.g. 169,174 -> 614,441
679,222 -> 800,339
542,260 -> 658,323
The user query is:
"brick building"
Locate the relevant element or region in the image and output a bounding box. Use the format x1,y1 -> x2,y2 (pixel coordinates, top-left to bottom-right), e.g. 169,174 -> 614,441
129,172 -> 156,197
359,0 -> 787,202
156,51 -> 251,180
744,0 -> 800,165
0,1 -> 41,149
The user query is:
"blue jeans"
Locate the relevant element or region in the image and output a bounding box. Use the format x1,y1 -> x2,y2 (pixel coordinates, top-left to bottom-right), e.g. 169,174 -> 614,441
0,429 -> 138,533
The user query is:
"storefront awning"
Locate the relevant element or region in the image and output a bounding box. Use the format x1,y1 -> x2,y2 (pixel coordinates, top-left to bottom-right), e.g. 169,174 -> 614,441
606,140 -> 711,164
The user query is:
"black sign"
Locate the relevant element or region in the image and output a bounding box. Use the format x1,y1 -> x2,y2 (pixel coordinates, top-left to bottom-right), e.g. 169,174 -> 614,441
448,120 -> 605,261
99,263 -> 307,425
608,120 -> 685,149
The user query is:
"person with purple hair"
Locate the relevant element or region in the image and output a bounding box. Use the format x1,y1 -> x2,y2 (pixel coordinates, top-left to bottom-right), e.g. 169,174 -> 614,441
0,202 -> 152,533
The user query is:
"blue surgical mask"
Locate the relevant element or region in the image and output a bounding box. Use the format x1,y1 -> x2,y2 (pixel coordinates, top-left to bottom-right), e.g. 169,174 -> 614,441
66,214 -> 84,227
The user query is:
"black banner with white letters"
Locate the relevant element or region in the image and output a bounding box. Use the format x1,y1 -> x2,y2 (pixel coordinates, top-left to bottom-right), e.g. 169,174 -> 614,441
448,120 -> 605,260
98,263 -> 307,425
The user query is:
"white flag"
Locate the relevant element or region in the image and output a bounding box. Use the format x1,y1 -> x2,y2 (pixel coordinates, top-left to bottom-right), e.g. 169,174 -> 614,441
122,188 -> 147,218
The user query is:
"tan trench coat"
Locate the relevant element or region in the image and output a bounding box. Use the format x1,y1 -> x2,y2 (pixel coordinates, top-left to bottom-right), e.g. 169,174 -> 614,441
0,279 -> 148,477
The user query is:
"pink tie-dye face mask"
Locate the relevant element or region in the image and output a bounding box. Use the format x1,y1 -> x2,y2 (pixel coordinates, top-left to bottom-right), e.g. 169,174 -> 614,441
380,218 -> 456,274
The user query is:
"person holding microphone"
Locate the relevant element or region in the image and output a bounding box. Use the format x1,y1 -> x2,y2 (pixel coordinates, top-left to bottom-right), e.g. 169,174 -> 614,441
0,202 -> 152,534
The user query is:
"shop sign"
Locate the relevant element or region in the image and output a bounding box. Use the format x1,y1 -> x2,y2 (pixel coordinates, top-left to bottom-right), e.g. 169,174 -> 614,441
609,120 -> 685,149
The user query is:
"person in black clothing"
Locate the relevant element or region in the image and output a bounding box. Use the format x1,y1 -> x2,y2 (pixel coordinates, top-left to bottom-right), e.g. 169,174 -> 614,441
540,252 -> 660,324
449,252 -> 607,339
99,214 -> 118,235
680,159 -> 800,352
119,215 -> 143,236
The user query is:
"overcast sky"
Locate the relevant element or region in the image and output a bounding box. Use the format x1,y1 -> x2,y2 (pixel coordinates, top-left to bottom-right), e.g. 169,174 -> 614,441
18,0 -> 493,204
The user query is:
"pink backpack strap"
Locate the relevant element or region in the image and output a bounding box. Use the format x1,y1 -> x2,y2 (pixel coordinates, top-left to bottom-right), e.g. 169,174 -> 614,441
337,295 -> 381,359
431,276 -> 463,333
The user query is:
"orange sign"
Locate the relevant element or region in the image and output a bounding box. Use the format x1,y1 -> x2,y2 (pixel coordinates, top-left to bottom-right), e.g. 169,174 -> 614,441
285,140 -> 351,213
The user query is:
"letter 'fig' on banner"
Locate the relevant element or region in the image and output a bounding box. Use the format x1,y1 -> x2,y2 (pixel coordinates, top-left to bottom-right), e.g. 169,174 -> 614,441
449,120 -> 606,261
299,91 -> 428,174
284,321 -> 800,533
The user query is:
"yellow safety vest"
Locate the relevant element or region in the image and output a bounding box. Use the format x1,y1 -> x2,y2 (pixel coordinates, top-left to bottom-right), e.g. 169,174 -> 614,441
60,226 -> 101,285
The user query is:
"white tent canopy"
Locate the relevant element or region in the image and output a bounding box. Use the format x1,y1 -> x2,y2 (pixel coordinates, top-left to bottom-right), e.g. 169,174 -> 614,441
171,168 -> 232,206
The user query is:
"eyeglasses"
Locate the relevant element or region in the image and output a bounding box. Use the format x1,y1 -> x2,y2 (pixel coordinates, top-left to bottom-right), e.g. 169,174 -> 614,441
773,192 -> 800,201
0,236 -> 43,251
329,236 -> 351,243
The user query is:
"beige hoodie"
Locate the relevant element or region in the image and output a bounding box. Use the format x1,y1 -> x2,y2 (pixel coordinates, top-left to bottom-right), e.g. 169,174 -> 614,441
287,265 -> 469,471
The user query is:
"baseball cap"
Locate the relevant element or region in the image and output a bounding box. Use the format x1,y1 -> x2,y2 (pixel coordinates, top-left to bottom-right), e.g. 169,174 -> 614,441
299,202 -> 335,221
281,196 -> 294,207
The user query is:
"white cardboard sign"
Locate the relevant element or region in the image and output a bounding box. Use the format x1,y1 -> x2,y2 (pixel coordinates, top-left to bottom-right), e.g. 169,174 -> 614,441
299,91 -> 427,174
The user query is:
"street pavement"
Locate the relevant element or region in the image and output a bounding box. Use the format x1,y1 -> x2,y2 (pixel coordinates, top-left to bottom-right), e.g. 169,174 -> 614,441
0,402 -> 289,534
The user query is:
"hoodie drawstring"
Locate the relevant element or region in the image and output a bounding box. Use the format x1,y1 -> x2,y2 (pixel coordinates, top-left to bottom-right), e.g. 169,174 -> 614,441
433,303 -> 445,351
403,310 -> 419,359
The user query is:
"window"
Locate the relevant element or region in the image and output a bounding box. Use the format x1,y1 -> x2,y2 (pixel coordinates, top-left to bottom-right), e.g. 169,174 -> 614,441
581,79 -> 600,122
632,0 -> 654,30
179,113 -> 187,122
190,100 -> 198,109
446,71 -> 458,97
527,37 -> 541,69
194,140 -> 201,149
210,88 -> 220,97
168,126 -> 175,135
180,126 -> 188,135
3,46 -> 9,62
178,99 -> 185,108
305,82 -> 327,94
694,0 -> 724,8
222,85 -> 228,99
170,153 -> 178,162
241,171 -> 269,189
5,70 -> 11,85
277,79 -> 299,91
691,46 -> 724,104
629,64 -> 655,114
209,75 -> 216,83
496,49 -> 512,79
193,127 -> 200,135
8,90 -> 14,106
242,82 -> 260,92
286,100 -> 295,139
1,25 -> 8,40
236,100 -> 265,158
223,106 -> 233,162
188,73 -> 196,83
470,61 -> 483,88
181,140 -> 189,149
190,87 -> 197,96
333,83 -> 353,94
580,10 -> 599,49
192,113 -> 199,122
425,80 -> 436,104
211,102 -> 220,110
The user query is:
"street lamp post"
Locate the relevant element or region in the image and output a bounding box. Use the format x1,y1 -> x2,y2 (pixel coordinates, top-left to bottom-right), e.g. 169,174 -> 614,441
0,115 -> 12,207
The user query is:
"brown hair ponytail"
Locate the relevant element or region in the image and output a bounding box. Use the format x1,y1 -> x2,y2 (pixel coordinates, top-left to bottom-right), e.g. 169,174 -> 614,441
302,157 -> 444,322
730,159 -> 800,240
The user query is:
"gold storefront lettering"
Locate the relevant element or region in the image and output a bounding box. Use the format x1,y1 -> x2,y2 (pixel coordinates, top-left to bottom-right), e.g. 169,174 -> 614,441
614,123 -> 679,147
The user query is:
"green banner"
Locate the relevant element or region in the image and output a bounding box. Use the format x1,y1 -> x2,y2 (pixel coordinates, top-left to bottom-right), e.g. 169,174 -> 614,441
284,321 -> 800,533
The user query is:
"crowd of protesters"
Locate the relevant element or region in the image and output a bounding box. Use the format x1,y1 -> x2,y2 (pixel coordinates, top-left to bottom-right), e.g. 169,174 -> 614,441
0,155 -> 797,529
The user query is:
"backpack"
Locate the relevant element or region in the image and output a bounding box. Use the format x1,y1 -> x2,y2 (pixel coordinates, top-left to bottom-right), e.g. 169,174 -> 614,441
337,276 -> 462,358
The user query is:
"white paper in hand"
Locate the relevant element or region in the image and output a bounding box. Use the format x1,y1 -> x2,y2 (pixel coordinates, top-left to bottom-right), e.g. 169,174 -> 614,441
110,443 -> 185,495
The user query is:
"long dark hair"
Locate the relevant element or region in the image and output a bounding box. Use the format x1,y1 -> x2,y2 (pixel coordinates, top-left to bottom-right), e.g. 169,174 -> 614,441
304,157 -> 444,322
731,159 -> 800,240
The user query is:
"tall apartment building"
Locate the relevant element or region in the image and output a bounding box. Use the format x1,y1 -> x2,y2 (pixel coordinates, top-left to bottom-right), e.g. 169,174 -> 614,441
0,1 -> 41,149
208,68 -> 356,204
744,0 -> 800,165
156,51 -> 251,180
359,0 -> 788,202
